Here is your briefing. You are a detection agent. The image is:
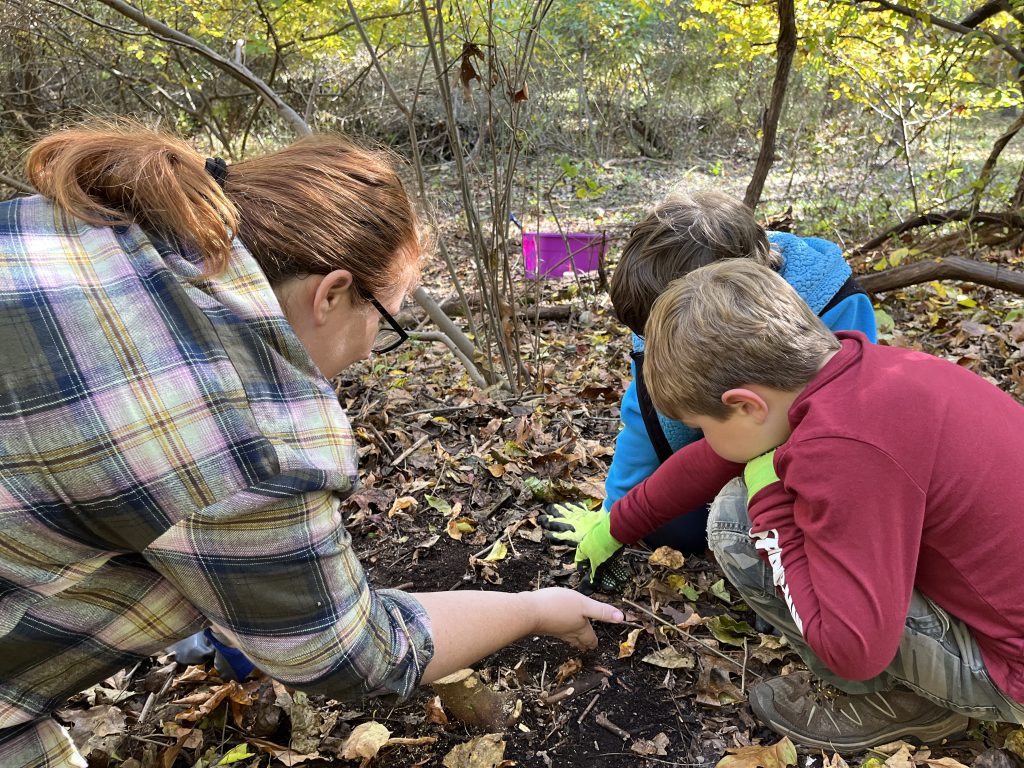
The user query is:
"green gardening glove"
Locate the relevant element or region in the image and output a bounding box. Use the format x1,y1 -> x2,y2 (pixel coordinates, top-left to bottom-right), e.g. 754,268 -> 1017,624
538,503 -> 630,594
538,502 -> 607,545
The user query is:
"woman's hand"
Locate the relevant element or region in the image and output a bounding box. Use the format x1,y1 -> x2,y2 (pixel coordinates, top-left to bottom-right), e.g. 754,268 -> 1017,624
416,588 -> 624,683
521,587 -> 624,649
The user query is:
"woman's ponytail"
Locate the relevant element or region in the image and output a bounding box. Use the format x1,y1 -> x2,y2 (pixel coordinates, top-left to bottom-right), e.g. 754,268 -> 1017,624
26,121 -> 238,275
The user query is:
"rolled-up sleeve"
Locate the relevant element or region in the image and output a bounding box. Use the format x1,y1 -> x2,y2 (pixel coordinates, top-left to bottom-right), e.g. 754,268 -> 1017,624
144,482 -> 434,701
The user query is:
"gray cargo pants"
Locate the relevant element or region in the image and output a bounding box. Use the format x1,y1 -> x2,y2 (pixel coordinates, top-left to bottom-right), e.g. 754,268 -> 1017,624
708,478 -> 1024,724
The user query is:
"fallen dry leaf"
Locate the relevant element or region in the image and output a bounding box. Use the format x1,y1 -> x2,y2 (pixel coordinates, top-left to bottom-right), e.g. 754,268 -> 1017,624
161,722 -> 202,750
446,516 -> 478,540
288,690 -> 338,754
649,546 -> 685,570
175,681 -> 241,723
387,495 -> 418,518
883,744 -> 916,768
247,736 -> 321,766
1009,321 -> 1024,344
554,657 -> 583,685
823,753 -> 850,768
695,660 -> 744,707
631,732 -> 670,756
873,741 -> 916,756
662,603 -> 704,629
749,634 -> 794,665
923,758 -> 970,768
618,628 -> 642,659
65,704 -> 126,758
424,695 -> 449,726
442,733 -> 506,768
341,721 -> 391,764
1004,729 -> 1024,761
715,736 -> 797,768
642,647 -> 695,669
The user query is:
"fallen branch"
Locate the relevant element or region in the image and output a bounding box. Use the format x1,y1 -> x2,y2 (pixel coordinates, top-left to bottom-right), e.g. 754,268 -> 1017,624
851,209 -> 1024,255
0,173 -> 34,195
430,668 -> 519,729
438,295 -> 574,322
857,255 -> 1024,295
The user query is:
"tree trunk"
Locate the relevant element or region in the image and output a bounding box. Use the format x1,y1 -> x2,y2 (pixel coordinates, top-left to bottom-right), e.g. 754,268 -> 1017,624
744,0 -> 796,210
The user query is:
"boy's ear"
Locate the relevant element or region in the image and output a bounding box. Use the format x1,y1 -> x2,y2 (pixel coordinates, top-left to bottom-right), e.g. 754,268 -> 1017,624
721,388 -> 769,421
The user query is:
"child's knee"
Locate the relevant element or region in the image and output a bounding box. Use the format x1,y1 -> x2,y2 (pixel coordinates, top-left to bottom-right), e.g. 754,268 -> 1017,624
706,479 -> 773,594
707,477 -> 751,538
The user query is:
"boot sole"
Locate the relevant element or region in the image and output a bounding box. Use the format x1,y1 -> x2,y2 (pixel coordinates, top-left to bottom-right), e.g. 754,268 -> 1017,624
752,708 -> 970,753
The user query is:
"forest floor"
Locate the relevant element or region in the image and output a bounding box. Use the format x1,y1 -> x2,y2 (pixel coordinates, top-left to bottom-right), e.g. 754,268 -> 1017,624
60,155 -> 1024,768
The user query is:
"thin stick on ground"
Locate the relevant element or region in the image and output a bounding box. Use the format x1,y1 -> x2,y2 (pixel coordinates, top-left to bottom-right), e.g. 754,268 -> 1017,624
620,598 -> 763,680
576,692 -> 602,724
594,712 -> 631,739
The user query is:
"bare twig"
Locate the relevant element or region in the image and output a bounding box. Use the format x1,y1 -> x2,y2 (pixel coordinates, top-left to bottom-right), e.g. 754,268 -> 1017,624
621,598 -> 763,680
93,0 -> 311,134
136,665 -> 175,727
595,712 -> 631,740
540,672 -> 609,707
0,173 -> 35,195
390,435 -> 429,467
576,692 -> 602,724
853,0 -> 1024,65
852,209 -> 1024,254
741,637 -> 748,696
971,111 -> 1024,213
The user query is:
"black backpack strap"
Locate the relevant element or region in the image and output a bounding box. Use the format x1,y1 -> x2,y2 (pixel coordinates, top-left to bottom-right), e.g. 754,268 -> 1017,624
632,349 -> 674,465
820,274 -> 868,316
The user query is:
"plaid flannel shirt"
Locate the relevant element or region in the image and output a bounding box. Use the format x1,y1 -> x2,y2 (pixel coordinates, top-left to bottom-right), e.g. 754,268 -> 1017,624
0,196 -> 433,732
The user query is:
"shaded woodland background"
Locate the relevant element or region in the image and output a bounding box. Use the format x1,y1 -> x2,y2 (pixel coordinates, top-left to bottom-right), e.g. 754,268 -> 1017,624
3,2 -> 1024,767
4,0 -> 1024,388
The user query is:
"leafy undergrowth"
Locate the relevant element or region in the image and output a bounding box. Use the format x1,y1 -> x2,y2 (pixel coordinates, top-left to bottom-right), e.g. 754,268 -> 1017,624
59,161 -> 1024,768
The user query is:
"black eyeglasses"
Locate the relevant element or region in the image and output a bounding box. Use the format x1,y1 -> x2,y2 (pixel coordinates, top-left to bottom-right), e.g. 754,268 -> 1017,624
362,291 -> 409,354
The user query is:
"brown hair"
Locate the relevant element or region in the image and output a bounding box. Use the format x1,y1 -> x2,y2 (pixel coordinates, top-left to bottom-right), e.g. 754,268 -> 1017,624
609,190 -> 779,336
643,260 -> 840,421
25,121 -> 422,296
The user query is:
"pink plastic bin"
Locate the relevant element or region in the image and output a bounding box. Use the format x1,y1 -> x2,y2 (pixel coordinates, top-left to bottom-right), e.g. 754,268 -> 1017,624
523,232 -> 607,279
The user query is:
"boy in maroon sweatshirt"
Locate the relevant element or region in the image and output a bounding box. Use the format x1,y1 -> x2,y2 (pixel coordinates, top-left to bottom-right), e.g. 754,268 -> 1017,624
563,260 -> 1024,750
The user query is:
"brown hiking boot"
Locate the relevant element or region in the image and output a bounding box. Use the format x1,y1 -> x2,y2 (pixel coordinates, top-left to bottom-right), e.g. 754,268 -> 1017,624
748,671 -> 970,752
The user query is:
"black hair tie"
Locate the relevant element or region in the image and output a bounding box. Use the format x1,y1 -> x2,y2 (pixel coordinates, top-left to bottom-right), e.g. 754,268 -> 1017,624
204,157 -> 228,189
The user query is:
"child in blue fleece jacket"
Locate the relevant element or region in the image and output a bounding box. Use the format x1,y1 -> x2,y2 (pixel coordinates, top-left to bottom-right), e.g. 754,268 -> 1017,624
541,191 -> 877,584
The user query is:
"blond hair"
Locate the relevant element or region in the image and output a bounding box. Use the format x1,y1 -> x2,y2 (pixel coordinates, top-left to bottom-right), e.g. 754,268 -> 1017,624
644,260 -> 841,420
26,120 -> 422,295
610,190 -> 780,335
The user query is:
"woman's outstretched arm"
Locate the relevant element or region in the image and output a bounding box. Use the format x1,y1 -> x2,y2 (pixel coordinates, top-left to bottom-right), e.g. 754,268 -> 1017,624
415,588 -> 624,683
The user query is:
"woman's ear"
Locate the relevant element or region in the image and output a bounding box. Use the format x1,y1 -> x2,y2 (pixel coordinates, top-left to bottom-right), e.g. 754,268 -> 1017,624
721,388 -> 769,422
312,269 -> 354,325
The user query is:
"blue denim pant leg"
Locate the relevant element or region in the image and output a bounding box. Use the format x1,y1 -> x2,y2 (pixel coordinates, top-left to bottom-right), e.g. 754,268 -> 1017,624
643,503 -> 710,556
706,478 -> 1024,724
